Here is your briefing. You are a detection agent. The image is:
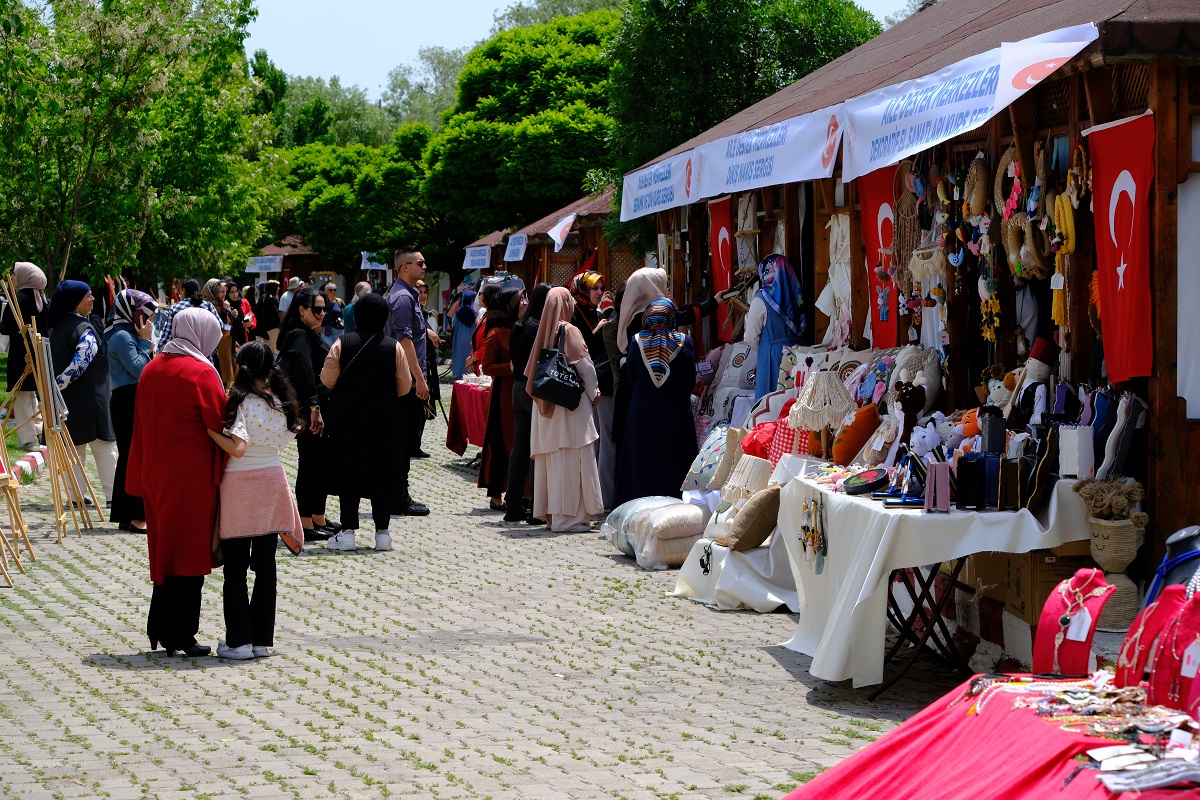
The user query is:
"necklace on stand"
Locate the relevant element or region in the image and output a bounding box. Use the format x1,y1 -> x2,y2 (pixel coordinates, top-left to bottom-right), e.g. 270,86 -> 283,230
1053,571 -> 1108,673
1117,598 -> 1160,675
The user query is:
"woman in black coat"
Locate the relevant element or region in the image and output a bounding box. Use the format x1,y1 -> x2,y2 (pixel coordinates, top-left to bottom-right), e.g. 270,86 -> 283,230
277,287 -> 338,540
0,262 -> 47,451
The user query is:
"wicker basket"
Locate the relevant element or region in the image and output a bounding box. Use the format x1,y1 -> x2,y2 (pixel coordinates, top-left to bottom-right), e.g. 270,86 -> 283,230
1087,516 -> 1139,573
1097,571 -> 1139,632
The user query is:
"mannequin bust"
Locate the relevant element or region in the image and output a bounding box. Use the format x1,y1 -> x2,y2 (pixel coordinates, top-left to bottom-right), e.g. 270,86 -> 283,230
1032,568 -> 1114,676
1163,526 -> 1200,587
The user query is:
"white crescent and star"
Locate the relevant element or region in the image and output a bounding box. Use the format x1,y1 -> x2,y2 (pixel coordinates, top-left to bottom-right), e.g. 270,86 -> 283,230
717,227 -> 731,272
877,202 -> 894,249
1108,169 -> 1137,290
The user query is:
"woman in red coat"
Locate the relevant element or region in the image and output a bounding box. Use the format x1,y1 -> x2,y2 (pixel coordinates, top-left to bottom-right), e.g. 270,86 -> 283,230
477,287 -> 524,510
129,308 -> 227,657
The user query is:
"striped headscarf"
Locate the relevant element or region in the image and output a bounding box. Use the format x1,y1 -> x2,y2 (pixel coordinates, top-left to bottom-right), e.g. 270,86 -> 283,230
106,289 -> 156,334
634,298 -> 684,389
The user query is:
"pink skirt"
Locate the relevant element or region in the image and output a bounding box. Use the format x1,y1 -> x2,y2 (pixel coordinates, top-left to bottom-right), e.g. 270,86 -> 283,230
218,465 -> 303,548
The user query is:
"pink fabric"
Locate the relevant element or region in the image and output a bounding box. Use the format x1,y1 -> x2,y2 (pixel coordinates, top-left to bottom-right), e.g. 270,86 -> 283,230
217,466 -> 301,542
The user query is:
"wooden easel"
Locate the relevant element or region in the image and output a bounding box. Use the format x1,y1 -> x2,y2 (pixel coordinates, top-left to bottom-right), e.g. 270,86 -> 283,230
0,279 -> 36,565
27,319 -> 102,542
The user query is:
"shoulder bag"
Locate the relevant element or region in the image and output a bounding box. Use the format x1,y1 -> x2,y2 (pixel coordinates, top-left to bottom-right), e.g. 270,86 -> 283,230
531,324 -> 584,410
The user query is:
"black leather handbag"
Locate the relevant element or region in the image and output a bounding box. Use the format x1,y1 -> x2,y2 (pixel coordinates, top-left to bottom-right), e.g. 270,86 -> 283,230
531,325 -> 584,410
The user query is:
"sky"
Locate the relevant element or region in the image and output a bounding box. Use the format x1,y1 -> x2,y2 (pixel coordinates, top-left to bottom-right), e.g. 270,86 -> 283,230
244,0 -> 910,101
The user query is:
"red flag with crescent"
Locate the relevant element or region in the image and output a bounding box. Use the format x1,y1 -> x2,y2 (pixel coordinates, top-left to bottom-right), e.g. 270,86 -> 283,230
858,165 -> 898,348
1089,112 -> 1154,383
708,196 -> 734,343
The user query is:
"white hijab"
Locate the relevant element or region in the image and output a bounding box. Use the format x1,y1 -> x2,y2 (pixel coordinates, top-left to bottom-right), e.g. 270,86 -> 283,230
160,308 -> 221,373
616,267 -> 668,353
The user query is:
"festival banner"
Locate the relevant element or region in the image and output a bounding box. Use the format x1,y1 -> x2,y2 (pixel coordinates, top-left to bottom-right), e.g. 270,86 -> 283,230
361,251 -> 390,271
503,233 -> 528,262
462,246 -> 491,271
856,166 -> 898,348
1086,111 -> 1155,384
246,255 -> 283,273
620,150 -> 698,222
548,213 -> 577,253
708,196 -> 735,343
842,23 -> 1098,181
696,105 -> 845,198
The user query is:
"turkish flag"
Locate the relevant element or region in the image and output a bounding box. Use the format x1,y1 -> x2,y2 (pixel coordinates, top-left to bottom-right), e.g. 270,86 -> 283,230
708,196 -> 734,343
858,165 -> 898,347
1090,113 -> 1154,383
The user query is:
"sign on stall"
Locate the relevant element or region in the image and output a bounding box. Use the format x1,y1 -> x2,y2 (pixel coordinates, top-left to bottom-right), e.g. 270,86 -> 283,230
842,23 -> 1099,181
620,149 -> 698,222
503,234 -> 528,262
360,251 -> 389,271
462,246 -> 491,271
696,105 -> 845,197
246,255 -> 283,273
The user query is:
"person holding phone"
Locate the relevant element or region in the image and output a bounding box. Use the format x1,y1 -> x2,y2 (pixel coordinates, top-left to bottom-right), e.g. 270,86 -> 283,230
102,289 -> 158,532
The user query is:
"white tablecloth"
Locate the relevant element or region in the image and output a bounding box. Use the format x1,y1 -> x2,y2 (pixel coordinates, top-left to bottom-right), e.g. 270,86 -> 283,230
778,469 -> 1089,687
670,531 -> 800,613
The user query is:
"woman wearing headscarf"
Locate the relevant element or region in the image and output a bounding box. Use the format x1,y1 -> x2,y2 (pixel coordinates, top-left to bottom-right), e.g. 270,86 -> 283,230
448,285 -> 476,379
744,254 -> 805,401
101,289 -> 157,532
320,294 -> 412,552
1,262 -> 48,451
503,283 -> 551,525
614,298 -> 698,506
276,287 -> 339,540
226,281 -> 252,349
46,280 -> 118,509
477,286 -> 524,511
569,271 -> 616,509
203,279 -> 235,384
525,287 -> 603,532
128,308 -> 226,656
253,280 -> 280,349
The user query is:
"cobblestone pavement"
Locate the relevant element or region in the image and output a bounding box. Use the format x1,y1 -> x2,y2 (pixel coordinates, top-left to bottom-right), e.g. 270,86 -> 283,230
0,398 -> 960,800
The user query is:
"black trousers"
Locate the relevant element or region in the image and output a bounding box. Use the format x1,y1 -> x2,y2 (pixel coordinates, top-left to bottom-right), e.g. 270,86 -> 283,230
506,381 -> 534,510
339,495 -> 390,532
221,534 -> 277,648
109,383 -> 145,525
295,430 -> 328,518
392,391 -> 423,509
147,575 -> 204,651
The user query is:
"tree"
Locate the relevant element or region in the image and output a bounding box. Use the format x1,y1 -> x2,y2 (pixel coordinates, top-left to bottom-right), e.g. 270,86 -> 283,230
0,0 -> 264,284
605,0 -> 882,246
492,0 -> 622,31
885,0 -> 938,28
382,46 -> 468,131
277,76 -> 395,147
293,96 -> 333,145
423,10 -> 620,235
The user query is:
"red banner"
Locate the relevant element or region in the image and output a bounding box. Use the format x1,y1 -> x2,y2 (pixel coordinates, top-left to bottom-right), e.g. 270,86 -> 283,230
857,166 -> 898,348
708,196 -> 734,343
1090,113 -> 1155,383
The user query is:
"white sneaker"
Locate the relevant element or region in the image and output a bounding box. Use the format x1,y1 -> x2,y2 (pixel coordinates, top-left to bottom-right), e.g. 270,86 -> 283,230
252,646 -> 273,658
374,532 -> 392,552
217,641 -> 255,660
325,530 -> 357,551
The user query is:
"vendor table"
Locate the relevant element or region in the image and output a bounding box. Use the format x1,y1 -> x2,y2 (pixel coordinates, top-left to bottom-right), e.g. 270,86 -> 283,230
778,471 -> 1089,688
782,677 -> 1186,800
445,380 -> 490,456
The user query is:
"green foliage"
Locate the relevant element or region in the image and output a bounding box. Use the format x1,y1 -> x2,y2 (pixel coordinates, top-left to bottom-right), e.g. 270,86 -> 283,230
424,9 -> 620,236
249,48 -> 288,118
605,0 -> 881,248
277,76 -> 395,148
492,0 -> 622,32
382,46 -> 468,132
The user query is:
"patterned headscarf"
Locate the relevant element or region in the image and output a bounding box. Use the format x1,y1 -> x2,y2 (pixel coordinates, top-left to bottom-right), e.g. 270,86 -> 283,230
757,254 -> 804,339
570,271 -> 603,309
634,298 -> 684,389
201,278 -> 224,304
106,289 -> 156,334
12,262 -> 48,311
617,267 -> 668,353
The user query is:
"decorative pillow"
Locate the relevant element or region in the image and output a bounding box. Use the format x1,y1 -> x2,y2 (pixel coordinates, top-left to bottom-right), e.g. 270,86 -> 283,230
682,425 -> 728,491
726,485 -> 781,552
832,404 -> 882,466
724,454 -> 774,502
766,399 -> 800,466
830,348 -> 872,384
642,503 -> 711,540
777,345 -> 827,391
741,422 -> 775,459
745,386 -> 798,428
714,343 -> 741,388
718,343 -> 753,389
708,428 -> 745,490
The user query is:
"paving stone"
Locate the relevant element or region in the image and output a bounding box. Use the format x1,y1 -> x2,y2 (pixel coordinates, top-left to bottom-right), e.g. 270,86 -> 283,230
0,387 -> 961,798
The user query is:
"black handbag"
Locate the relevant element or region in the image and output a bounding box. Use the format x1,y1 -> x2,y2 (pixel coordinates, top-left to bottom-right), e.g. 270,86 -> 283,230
531,325 -> 584,410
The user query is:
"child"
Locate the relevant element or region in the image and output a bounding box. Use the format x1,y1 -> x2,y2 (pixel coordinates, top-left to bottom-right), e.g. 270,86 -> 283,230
207,341 -> 304,660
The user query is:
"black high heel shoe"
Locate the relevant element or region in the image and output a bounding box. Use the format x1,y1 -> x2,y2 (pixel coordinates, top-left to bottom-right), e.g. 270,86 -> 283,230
165,641 -> 211,657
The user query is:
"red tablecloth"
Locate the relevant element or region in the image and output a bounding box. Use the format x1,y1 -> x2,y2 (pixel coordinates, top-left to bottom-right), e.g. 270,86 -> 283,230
783,678 -> 1188,800
445,380 -> 490,455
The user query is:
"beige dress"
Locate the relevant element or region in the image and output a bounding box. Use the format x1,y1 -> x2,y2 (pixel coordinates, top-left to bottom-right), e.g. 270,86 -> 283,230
530,354 -> 604,530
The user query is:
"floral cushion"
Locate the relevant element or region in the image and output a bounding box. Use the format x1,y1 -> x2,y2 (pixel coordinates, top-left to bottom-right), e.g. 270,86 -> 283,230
681,425 -> 728,492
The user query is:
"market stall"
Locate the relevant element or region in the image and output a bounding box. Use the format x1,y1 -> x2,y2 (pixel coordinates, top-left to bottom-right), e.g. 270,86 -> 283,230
445,378 -> 490,456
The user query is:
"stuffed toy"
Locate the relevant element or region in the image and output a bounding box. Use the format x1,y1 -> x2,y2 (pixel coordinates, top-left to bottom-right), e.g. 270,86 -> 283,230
894,372 -> 928,447
987,374 -> 1013,408
909,422 -> 941,462
1007,337 -> 1059,429
858,358 -> 893,404
862,415 -> 900,467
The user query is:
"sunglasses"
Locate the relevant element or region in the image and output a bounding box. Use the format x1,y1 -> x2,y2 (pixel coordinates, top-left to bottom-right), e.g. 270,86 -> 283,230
309,305 -> 327,315
407,259 -> 427,267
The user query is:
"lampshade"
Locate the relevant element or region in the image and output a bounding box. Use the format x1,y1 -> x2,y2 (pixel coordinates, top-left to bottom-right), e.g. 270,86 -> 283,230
790,369 -> 856,432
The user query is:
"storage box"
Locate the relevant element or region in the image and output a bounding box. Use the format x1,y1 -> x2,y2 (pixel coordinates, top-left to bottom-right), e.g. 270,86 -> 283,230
940,552 -> 1008,604
1004,551 -> 1096,624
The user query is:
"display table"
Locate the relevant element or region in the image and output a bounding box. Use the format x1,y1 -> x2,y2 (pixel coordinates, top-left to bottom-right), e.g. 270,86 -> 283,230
782,677 -> 1185,800
445,380 -> 490,455
670,531 -> 800,613
778,472 -> 1090,687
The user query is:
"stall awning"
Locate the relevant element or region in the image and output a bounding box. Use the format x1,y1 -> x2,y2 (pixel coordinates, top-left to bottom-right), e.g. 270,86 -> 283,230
618,0 -> 1199,220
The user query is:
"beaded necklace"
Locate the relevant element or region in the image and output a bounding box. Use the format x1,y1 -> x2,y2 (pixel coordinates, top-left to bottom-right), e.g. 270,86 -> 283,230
1052,571 -> 1108,673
